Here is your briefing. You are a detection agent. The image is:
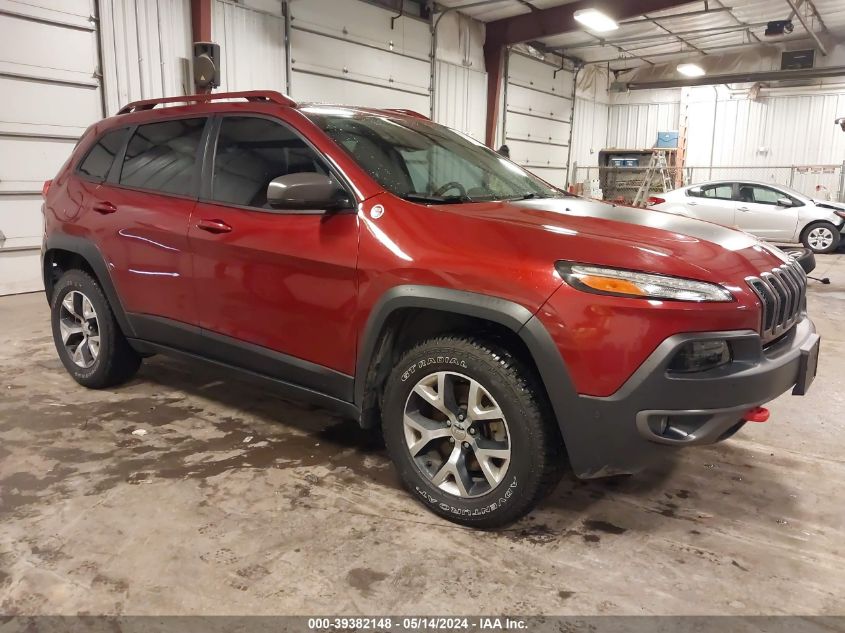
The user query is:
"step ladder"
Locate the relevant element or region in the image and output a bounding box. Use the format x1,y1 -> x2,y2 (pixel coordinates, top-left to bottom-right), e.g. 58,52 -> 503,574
633,150 -> 672,207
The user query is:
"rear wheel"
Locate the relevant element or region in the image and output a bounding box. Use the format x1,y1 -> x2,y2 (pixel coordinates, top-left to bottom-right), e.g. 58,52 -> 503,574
50,270 -> 141,388
801,222 -> 841,254
382,336 -> 564,528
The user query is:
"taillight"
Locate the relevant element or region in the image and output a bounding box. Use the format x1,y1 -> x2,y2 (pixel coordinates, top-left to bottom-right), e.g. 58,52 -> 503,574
835,210 -> 845,220
42,179 -> 52,198
647,196 -> 665,206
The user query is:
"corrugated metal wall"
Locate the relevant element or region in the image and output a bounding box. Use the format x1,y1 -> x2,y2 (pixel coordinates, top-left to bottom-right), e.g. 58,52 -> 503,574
606,100 -> 680,150
99,0 -> 192,116
212,0 -> 286,93
433,12 -> 486,141
570,97 -> 610,169
686,89 -> 845,167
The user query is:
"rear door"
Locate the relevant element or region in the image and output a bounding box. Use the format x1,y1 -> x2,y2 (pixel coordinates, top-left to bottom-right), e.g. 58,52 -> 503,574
734,183 -> 801,240
685,183 -> 737,227
187,114 -> 359,388
91,116 -> 206,330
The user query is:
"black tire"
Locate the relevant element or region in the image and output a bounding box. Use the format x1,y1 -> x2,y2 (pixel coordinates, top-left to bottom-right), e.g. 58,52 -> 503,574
50,269 -> 141,388
782,247 -> 816,275
382,336 -> 564,528
800,221 -> 841,254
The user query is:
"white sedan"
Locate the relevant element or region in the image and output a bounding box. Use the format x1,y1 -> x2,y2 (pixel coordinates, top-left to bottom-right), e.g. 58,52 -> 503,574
648,180 -> 845,253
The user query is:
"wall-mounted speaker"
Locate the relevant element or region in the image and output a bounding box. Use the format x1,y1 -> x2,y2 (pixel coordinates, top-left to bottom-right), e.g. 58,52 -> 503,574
193,42 -> 220,90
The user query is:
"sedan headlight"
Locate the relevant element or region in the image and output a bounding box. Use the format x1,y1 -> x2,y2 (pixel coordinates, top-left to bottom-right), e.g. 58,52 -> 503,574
556,262 -> 734,302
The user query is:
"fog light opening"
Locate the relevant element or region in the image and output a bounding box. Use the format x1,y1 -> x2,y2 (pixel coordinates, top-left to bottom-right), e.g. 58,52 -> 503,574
668,340 -> 731,373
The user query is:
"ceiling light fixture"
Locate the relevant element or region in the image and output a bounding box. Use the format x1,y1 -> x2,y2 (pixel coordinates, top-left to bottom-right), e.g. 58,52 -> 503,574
677,63 -> 706,77
573,9 -> 619,32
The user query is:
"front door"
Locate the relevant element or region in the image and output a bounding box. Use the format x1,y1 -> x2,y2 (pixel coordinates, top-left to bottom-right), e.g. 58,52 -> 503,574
734,183 -> 800,241
188,115 -> 359,392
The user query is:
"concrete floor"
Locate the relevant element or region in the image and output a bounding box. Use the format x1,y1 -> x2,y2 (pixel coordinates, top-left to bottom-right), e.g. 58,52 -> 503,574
1,255 -> 844,617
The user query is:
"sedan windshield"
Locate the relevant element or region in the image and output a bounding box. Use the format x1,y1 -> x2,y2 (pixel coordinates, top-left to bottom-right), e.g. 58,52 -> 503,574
302,107 -> 565,203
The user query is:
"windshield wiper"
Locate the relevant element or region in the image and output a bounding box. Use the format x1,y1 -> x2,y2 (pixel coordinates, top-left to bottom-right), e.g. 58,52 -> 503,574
400,193 -> 473,204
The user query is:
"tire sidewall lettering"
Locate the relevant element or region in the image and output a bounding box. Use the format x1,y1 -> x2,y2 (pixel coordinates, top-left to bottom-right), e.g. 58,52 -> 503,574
401,356 -> 468,382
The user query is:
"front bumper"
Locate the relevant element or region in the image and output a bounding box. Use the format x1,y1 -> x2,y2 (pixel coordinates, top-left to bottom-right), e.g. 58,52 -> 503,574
561,316 -> 819,478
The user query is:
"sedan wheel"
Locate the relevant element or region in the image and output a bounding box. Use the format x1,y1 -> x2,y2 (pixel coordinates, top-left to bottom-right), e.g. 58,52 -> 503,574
807,226 -> 834,252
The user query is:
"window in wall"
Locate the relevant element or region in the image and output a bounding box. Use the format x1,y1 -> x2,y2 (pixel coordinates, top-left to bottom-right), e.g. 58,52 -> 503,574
210,116 -> 331,209
119,118 -> 206,196
77,128 -> 128,181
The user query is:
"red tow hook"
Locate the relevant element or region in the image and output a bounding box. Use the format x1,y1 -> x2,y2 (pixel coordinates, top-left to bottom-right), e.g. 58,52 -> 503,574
743,406 -> 770,423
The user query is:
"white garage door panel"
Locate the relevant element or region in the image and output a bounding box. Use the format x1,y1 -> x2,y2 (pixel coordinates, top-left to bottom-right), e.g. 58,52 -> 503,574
504,51 -> 573,190
0,250 -> 42,295
507,53 -> 574,95
292,72 -> 428,112
0,138 -> 76,193
506,111 -> 570,146
291,29 -> 429,98
506,85 -> 571,123
291,0 -> 430,58
0,198 -> 43,242
0,14 -> 97,84
0,77 -> 98,138
0,0 -> 100,295
521,166 -> 567,188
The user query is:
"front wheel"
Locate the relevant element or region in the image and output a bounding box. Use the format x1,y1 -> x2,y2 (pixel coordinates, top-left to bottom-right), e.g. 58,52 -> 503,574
801,222 -> 841,254
382,336 -> 564,528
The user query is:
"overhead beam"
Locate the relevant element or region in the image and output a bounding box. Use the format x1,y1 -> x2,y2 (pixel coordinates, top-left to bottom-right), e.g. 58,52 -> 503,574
481,0 -> 696,146
484,0 -> 699,47
624,65 -> 845,89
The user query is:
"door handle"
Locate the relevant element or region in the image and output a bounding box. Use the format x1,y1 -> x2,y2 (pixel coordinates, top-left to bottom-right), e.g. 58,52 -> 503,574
196,219 -> 232,234
93,201 -> 117,214
738,206 -> 750,212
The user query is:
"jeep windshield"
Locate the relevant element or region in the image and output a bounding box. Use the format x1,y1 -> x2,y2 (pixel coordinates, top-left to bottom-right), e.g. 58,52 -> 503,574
302,106 -> 565,204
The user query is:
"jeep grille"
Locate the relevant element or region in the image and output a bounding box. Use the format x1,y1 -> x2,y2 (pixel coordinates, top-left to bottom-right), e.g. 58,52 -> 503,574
746,260 -> 807,341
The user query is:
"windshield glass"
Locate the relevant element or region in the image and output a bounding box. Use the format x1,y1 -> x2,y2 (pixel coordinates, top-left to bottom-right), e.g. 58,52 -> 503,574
302,107 -> 565,203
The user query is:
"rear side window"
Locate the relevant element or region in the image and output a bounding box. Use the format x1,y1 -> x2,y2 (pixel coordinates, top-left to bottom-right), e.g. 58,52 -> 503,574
119,118 -> 206,196
210,116 -> 330,209
692,184 -> 733,200
77,128 -> 127,181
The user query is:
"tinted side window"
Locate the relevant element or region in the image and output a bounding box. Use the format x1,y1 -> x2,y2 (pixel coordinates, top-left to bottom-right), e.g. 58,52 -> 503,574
78,129 -> 127,181
211,117 -> 330,209
700,184 -> 733,200
119,118 -> 205,196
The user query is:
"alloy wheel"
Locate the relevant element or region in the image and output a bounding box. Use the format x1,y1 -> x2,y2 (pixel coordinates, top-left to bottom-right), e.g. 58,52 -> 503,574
403,371 -> 511,498
59,291 -> 100,368
807,226 -> 834,251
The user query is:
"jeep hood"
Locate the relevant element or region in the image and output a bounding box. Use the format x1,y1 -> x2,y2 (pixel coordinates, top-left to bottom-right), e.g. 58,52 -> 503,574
444,196 -> 788,281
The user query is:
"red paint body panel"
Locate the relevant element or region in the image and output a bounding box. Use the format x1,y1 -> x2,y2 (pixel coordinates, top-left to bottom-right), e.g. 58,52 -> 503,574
43,98 -> 793,401
189,201 -> 359,373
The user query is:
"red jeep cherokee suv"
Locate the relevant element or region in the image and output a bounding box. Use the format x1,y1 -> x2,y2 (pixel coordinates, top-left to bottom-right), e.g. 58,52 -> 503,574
42,91 -> 820,527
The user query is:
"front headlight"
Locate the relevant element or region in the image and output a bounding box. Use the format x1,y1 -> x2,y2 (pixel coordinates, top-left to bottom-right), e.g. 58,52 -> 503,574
555,262 -> 734,302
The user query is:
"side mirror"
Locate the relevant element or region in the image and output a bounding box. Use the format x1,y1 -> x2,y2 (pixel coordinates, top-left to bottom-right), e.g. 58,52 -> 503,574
776,196 -> 793,207
267,173 -> 351,211
688,186 -> 701,197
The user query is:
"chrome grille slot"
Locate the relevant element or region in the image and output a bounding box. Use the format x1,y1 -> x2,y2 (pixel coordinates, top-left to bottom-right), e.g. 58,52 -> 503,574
746,260 -> 807,341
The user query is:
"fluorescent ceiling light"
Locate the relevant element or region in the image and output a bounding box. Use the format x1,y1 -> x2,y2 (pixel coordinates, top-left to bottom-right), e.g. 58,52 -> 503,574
573,9 -> 618,32
677,63 -> 706,77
